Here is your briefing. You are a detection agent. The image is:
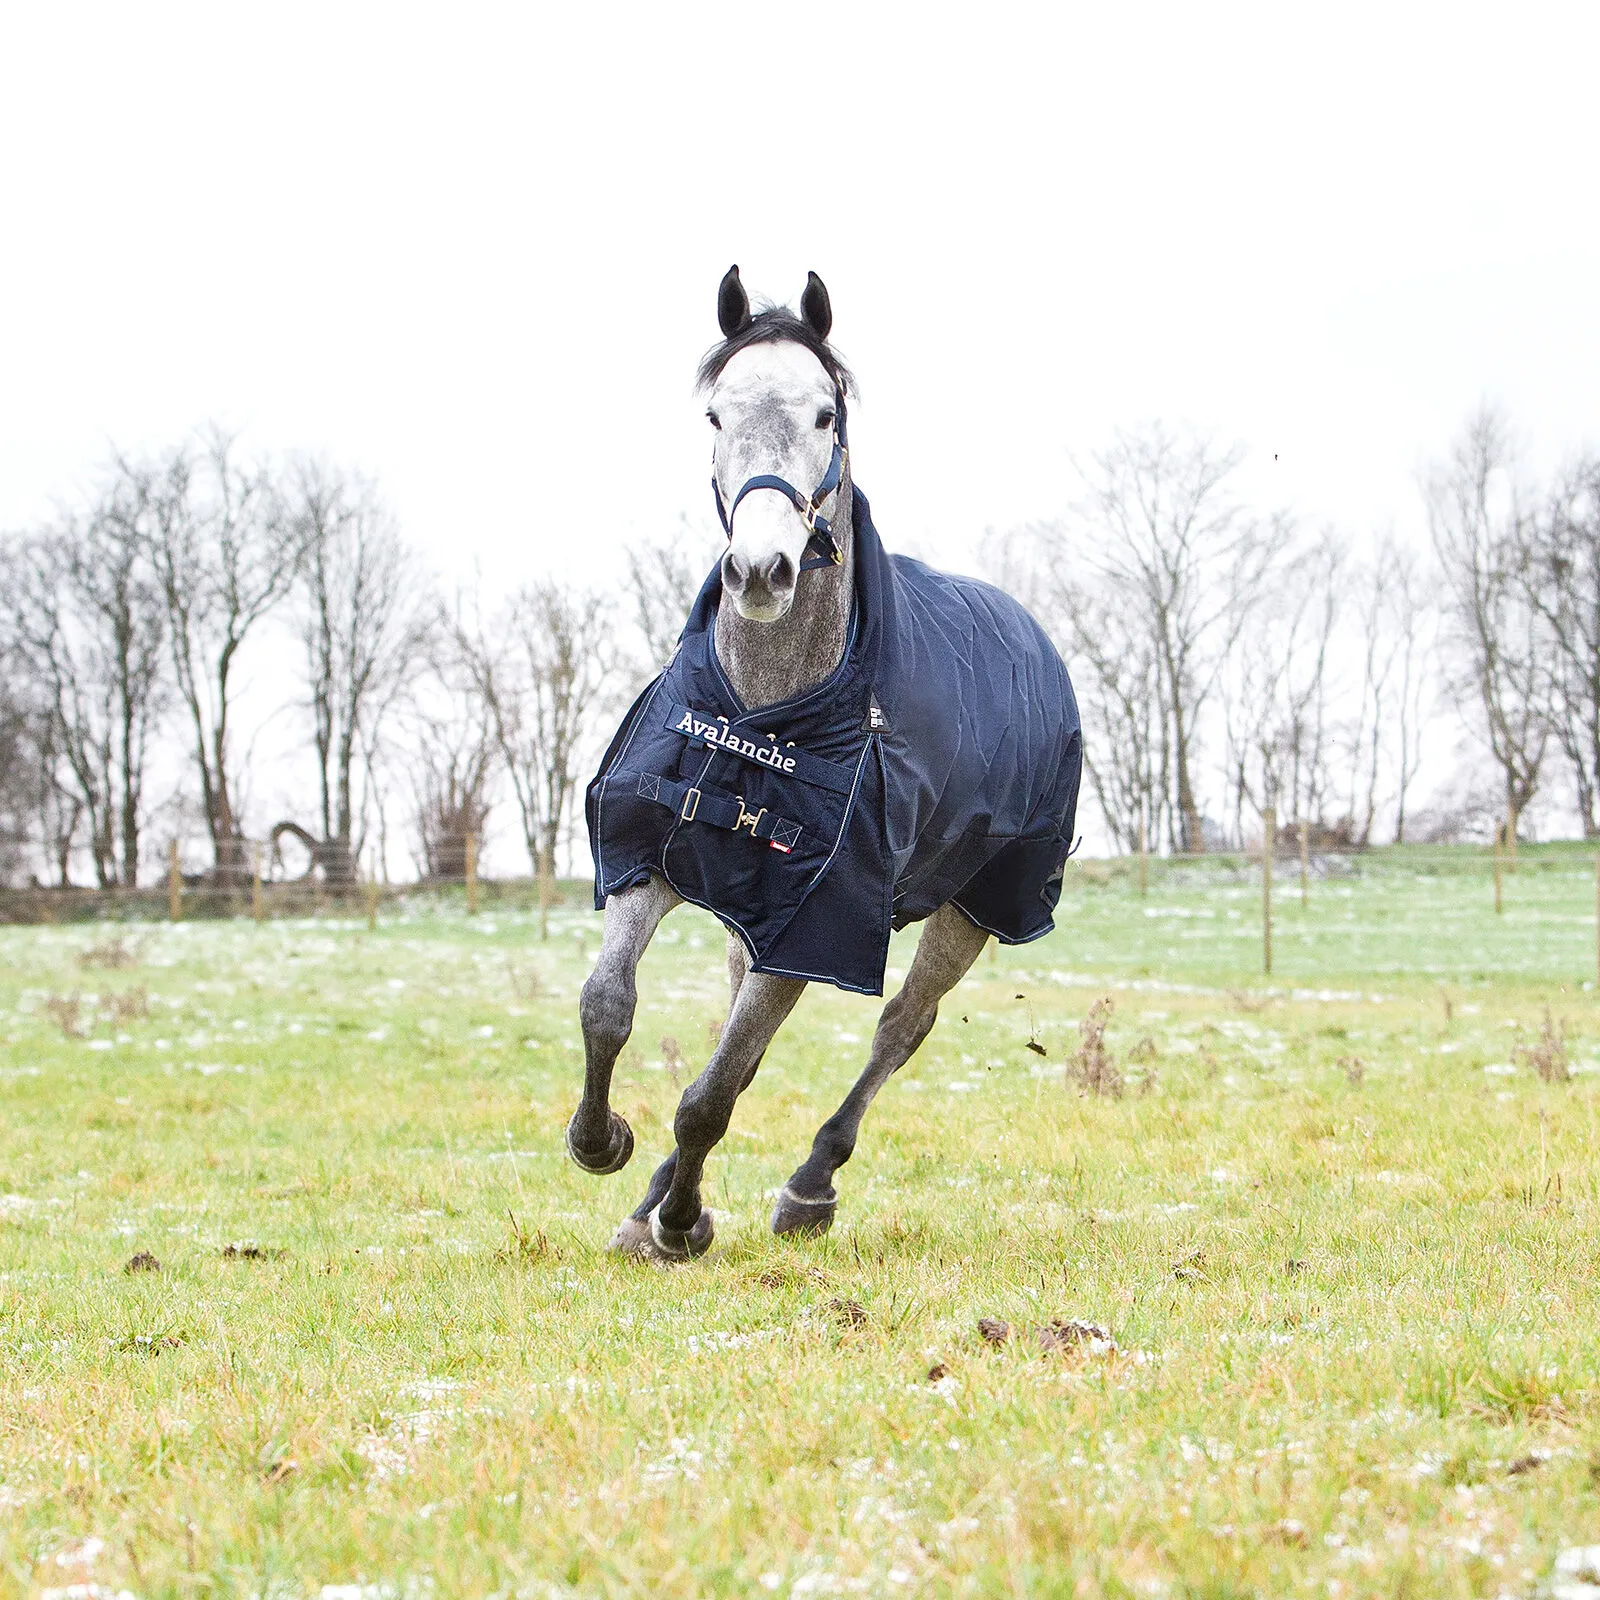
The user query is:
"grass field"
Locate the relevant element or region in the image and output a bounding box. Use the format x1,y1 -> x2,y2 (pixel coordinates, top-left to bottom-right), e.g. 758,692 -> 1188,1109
2,847 -> 1599,1599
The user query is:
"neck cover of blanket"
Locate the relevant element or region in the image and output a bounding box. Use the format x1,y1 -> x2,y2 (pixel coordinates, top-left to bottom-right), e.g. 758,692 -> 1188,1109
586,486 -> 1082,995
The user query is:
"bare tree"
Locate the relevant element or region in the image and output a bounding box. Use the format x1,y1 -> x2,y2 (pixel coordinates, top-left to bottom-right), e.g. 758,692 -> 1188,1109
1525,454 -> 1600,835
1343,542 -> 1435,847
0,636 -> 42,886
1220,531 -> 1342,844
143,430 -> 302,879
1425,407 -> 1549,839
982,526 -> 1161,850
622,518 -> 718,677
461,580 -> 619,935
1044,425 -> 1278,851
1384,547 -> 1437,843
8,476 -> 167,887
288,461 -> 426,882
402,609 -> 498,883
1074,603 -> 1167,854
28,710 -> 83,887
1346,551 -> 1395,845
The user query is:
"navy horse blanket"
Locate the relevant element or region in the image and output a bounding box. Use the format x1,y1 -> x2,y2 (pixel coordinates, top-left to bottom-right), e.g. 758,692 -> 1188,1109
587,486 -> 1082,995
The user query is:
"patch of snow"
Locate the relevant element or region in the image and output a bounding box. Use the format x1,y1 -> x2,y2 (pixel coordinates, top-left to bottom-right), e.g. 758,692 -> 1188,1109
54,1539 -> 107,1569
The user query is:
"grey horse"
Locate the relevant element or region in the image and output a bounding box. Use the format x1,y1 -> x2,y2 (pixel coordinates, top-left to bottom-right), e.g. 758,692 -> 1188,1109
566,267 -> 1080,1261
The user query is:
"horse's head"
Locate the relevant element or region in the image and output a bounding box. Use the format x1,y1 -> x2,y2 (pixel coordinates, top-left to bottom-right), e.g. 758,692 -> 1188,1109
699,265 -> 852,623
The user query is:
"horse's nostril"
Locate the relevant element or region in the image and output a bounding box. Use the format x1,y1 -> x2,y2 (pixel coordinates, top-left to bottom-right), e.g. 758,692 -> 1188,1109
765,553 -> 795,592
721,551 -> 748,592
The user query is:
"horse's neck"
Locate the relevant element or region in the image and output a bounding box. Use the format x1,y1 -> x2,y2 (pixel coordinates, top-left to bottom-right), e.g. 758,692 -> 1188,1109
714,467 -> 855,709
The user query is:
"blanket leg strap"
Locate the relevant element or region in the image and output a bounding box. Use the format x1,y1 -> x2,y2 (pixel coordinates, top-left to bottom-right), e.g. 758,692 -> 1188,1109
636,774 -> 802,854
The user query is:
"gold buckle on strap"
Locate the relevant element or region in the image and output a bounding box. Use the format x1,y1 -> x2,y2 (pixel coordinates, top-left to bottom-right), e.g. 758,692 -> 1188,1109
680,787 -> 701,822
734,797 -> 766,836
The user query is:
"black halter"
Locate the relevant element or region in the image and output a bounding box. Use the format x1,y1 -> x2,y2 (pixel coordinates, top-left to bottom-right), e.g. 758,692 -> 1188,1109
711,391 -> 849,572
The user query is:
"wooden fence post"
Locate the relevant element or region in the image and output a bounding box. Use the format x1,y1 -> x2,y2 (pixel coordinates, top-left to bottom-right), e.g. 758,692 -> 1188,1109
1262,807 -> 1275,976
251,843 -> 263,923
1138,817 -> 1148,897
1299,816 -> 1310,908
1493,834 -> 1503,915
168,840 -> 181,922
366,857 -> 379,932
465,833 -> 479,916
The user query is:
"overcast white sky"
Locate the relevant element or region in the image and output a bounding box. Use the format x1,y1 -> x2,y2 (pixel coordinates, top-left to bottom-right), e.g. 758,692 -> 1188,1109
4,3 -> 1598,585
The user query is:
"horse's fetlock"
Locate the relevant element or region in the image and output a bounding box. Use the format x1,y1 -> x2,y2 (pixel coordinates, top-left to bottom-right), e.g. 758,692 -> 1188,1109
814,1126 -> 855,1172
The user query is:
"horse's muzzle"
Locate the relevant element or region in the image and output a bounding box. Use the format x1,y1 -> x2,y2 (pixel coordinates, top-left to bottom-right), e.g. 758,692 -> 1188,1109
721,548 -> 796,621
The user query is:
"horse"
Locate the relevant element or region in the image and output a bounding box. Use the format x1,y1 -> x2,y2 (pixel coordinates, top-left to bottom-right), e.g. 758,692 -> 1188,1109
267,821 -> 356,887
567,266 -> 1082,1261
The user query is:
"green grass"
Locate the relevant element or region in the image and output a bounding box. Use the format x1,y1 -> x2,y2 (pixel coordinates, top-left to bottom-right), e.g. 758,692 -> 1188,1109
2,846 -> 1599,1597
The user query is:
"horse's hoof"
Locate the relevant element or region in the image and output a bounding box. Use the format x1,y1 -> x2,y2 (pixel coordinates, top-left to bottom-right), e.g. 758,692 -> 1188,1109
771,1185 -> 837,1238
648,1204 -> 714,1260
608,1216 -> 656,1255
565,1110 -> 634,1176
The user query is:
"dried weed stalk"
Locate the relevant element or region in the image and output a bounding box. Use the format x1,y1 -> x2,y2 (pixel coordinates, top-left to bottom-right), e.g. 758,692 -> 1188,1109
498,1211 -> 558,1264
1068,996 -> 1124,1098
78,935 -> 141,970
106,987 -> 149,1025
43,993 -> 85,1038
660,1035 -> 685,1084
1513,1009 -> 1571,1084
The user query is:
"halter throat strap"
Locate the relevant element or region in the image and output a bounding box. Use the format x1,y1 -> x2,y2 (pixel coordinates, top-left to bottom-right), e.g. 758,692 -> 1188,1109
712,390 -> 850,573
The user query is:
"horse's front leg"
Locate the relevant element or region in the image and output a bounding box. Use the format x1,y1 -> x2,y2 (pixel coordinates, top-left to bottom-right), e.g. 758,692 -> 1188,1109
566,875 -> 681,1175
772,903 -> 989,1237
615,970 -> 805,1260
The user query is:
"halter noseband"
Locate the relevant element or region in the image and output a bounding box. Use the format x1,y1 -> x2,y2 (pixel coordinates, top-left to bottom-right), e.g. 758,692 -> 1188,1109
711,391 -> 849,573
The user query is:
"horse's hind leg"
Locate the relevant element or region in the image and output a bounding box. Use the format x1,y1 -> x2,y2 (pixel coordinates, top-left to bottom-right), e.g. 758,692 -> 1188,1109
772,903 -> 990,1237
566,876 -> 681,1175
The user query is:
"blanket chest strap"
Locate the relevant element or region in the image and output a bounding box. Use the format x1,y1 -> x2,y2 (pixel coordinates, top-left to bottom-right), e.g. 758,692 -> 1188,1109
637,773 -> 802,854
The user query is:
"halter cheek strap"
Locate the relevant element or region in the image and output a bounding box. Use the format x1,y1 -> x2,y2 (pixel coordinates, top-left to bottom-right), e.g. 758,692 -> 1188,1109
712,392 -> 850,573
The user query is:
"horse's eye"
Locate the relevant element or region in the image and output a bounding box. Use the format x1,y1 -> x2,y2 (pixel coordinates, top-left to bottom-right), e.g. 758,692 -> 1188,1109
707,411 -> 721,430
815,409 -> 835,430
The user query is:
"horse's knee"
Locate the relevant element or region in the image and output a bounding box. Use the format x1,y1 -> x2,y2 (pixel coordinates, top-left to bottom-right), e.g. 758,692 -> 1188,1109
580,966 -> 635,1061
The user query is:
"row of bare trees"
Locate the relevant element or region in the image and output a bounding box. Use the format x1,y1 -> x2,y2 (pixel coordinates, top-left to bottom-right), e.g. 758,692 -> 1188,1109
1425,407 -> 1600,840
0,429 -> 683,904
2,432 -> 418,888
988,426 -> 1438,854
993,408 -> 1600,854
6,408 -> 1595,893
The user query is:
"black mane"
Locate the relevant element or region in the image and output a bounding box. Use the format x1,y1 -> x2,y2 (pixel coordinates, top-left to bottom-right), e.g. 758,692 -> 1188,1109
696,306 -> 854,396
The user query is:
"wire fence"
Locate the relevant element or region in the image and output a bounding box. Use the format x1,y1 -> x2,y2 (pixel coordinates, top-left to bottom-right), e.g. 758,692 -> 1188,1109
11,855 -> 1600,992
0,875 -> 585,927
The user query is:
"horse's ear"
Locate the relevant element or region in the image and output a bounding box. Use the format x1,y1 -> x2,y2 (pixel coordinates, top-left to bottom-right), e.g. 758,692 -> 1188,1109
717,265 -> 751,337
800,271 -> 832,340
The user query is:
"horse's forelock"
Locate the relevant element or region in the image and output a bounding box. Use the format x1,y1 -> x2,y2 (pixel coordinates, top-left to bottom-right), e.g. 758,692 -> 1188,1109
696,308 -> 853,397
